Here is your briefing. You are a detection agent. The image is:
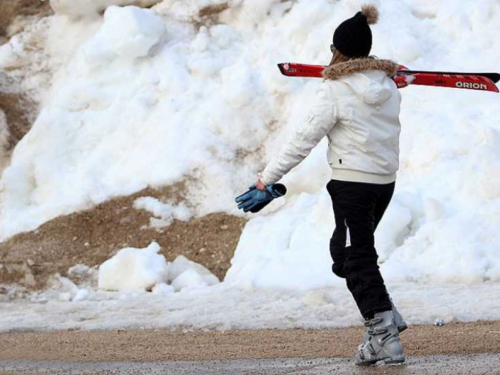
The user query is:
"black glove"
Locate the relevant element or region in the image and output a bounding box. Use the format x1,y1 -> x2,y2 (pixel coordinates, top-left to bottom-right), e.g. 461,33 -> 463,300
235,183 -> 287,213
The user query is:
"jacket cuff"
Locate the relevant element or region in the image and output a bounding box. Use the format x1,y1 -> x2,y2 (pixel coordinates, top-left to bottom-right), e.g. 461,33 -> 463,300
258,172 -> 275,186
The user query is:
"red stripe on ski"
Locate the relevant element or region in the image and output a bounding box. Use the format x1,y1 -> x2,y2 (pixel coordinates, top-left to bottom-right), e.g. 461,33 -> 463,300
409,73 -> 499,93
398,70 -> 500,83
278,63 -> 325,77
278,63 -> 325,78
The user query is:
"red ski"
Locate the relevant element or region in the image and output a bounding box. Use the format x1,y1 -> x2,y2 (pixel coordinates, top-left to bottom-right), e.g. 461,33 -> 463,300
278,63 -> 500,93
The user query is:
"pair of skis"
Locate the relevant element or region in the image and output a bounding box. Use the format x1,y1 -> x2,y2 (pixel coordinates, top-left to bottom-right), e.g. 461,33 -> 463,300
277,63 -> 500,93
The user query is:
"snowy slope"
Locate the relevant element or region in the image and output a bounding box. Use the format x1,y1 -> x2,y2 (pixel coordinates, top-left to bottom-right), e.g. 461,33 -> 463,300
0,0 -> 500,291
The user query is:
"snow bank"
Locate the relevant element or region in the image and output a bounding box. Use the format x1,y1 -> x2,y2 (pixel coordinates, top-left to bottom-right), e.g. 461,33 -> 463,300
152,283 -> 175,295
169,255 -> 219,291
97,242 -> 218,292
226,192 -> 337,290
98,242 -> 168,291
134,197 -> 193,228
81,5 -> 166,63
227,0 -> 500,287
43,275 -> 91,302
3,282 -> 500,332
1,0 -> 500,290
50,0 -> 162,19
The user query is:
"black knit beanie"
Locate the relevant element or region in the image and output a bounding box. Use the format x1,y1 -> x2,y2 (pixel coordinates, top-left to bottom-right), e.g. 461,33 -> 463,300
333,5 -> 379,58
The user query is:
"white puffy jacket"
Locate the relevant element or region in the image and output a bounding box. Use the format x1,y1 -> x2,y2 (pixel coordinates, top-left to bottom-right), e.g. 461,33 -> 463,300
260,59 -> 402,186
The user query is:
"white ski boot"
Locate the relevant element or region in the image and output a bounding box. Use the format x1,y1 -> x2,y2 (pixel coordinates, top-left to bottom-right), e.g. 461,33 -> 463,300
362,299 -> 407,344
391,298 -> 408,333
355,310 -> 405,366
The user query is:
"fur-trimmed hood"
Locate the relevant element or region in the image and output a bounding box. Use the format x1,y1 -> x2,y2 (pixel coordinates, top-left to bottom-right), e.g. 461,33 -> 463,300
323,58 -> 399,105
323,58 -> 398,80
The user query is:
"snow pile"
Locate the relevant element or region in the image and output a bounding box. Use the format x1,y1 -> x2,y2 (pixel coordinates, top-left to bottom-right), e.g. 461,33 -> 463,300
226,0 -> 500,287
50,0 -> 162,19
226,192 -> 337,290
0,0 -> 500,289
67,264 -> 99,288
43,275 -> 91,302
81,5 -> 166,63
57,276 -> 90,302
134,197 -> 193,228
98,242 -> 219,292
33,264 -> 98,302
169,255 -> 220,291
98,242 -> 168,291
152,283 -> 174,295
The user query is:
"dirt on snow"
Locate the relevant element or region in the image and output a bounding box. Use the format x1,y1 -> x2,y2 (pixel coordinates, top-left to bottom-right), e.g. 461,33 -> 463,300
0,184 -> 247,289
0,1 -> 52,161
0,0 -> 51,42
0,1 -> 248,292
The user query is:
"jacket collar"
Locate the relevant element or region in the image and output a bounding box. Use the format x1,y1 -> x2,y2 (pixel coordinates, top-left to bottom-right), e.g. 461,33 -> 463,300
323,58 -> 399,80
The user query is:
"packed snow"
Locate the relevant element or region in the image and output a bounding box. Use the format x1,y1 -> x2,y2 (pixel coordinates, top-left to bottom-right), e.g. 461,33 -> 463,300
134,197 -> 193,228
1,0 -> 500,331
168,255 -> 220,287
98,242 -> 169,291
2,281 -> 500,332
98,242 -> 219,292
50,0 -> 162,19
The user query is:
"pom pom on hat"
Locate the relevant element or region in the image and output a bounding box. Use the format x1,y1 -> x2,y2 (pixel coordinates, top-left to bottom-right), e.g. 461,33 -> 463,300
361,4 -> 379,25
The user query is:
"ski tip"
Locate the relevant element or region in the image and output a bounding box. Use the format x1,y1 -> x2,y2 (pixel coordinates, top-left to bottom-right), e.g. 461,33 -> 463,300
477,73 -> 500,84
277,63 -> 289,76
490,73 -> 500,84
482,77 -> 499,93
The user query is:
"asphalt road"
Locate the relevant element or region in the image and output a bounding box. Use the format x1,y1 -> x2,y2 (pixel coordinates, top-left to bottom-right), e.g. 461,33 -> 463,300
1,322 -> 500,374
1,354 -> 500,375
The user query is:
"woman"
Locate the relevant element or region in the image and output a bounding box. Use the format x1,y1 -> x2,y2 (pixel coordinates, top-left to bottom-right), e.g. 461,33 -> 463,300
255,5 -> 406,365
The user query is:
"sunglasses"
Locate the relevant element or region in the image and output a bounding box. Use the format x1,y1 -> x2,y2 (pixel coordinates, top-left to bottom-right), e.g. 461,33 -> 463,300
330,44 -> 336,53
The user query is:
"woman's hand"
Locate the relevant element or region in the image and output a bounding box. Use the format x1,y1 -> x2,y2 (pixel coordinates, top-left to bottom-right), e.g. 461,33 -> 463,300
255,177 -> 266,191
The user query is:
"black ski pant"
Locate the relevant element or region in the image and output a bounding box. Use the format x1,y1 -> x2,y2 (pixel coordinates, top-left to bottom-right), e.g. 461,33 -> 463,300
326,179 -> 394,319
